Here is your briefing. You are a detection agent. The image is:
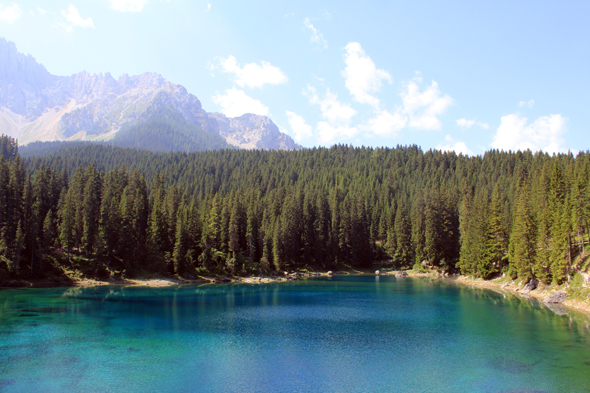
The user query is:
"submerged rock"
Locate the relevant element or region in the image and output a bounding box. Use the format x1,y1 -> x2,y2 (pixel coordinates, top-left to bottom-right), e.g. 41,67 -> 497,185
544,302 -> 568,316
544,290 -> 567,304
487,358 -> 538,374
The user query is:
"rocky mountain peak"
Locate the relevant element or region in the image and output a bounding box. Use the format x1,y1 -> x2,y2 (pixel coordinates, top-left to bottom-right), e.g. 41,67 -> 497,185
0,37 -> 301,151
210,112 -> 300,150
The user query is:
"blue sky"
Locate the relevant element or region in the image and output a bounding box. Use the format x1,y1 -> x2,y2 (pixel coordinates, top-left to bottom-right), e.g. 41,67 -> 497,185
0,0 -> 588,154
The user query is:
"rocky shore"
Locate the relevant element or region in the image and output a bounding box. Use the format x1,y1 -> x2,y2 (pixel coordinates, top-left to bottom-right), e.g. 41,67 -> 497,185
442,274 -> 590,316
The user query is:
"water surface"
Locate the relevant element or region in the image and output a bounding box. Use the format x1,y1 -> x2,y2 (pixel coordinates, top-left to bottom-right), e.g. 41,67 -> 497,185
1,276 -> 589,392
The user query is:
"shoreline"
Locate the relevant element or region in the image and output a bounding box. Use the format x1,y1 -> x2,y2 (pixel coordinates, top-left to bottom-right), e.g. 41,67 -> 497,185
3,270 -> 590,317
0,271 -> 338,289
435,273 -> 590,317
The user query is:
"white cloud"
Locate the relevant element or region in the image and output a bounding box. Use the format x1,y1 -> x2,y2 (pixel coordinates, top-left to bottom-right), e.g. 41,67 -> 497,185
217,55 -> 288,89
108,0 -> 147,12
286,111 -> 313,141
438,135 -> 474,156
206,3 -> 211,11
0,3 -> 21,23
400,77 -> 453,130
212,88 -> 269,118
342,42 -> 392,108
456,118 -> 489,130
60,5 -> 94,32
303,17 -> 327,49
304,85 -> 358,143
316,122 -> 358,144
362,109 -> 406,137
491,113 -> 567,153
37,7 -> 46,15
456,118 -> 475,129
519,99 -> 535,108
304,85 -> 356,125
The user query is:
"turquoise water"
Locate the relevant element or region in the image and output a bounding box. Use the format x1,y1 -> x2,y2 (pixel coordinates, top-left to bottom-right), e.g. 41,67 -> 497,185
1,276 -> 589,393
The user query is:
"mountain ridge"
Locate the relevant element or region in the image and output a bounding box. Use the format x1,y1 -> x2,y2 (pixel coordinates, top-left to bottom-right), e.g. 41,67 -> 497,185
0,37 -> 300,151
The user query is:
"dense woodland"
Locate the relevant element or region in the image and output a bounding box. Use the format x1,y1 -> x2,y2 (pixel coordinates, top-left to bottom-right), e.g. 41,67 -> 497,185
1,134 -> 589,285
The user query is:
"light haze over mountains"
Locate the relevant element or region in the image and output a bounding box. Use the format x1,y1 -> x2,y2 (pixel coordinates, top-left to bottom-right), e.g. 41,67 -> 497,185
0,37 -> 300,151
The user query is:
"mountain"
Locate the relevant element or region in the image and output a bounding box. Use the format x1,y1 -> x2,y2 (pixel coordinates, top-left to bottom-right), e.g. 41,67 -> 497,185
0,37 -> 300,151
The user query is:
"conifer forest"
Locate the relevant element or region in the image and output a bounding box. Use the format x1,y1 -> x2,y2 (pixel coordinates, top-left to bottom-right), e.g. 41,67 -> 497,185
1,134 -> 588,285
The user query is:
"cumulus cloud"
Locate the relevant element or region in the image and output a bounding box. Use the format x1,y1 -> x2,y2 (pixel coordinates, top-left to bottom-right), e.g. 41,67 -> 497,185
491,113 -> 567,153
303,17 -> 328,49
217,55 -> 288,89
400,77 -> 453,130
437,135 -> 474,156
315,122 -> 358,144
304,85 -> 358,143
60,5 -> 94,32
456,118 -> 489,130
108,0 -> 147,12
304,85 -> 356,125
362,109 -> 406,137
519,99 -> 535,108
342,42 -> 392,108
212,88 -> 269,118
286,111 -> 313,141
0,3 -> 22,23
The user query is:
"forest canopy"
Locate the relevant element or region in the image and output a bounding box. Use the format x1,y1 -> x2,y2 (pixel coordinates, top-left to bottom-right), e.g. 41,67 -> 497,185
1,135 -> 588,285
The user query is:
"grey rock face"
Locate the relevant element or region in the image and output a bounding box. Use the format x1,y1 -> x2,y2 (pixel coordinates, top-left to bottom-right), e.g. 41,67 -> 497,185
0,37 -> 57,118
209,112 -> 300,150
0,37 -> 299,150
543,290 -> 567,304
521,278 -> 539,294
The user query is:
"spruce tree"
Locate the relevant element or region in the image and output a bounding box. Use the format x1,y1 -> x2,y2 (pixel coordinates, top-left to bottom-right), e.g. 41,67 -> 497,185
510,188 -> 537,282
394,200 -> 413,268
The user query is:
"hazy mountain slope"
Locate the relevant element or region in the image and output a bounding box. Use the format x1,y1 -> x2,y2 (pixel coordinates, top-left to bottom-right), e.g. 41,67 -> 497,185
113,108 -> 235,152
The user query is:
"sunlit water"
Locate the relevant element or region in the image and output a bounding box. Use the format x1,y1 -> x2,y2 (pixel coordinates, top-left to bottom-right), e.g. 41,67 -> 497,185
1,276 -> 589,393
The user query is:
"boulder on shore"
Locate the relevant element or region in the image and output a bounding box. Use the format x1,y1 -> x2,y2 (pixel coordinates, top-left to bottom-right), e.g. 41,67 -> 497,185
395,271 -> 408,278
544,290 -> 567,304
375,270 -> 380,276
521,278 -> 539,294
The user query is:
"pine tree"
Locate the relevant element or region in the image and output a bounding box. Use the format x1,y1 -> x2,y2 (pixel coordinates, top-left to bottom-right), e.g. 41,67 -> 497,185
42,210 -> 55,252
510,189 -> 537,282
207,194 -> 222,250
480,185 -> 508,278
458,191 -> 487,277
82,166 -> 101,256
12,220 -> 24,274
411,192 -> 426,267
246,203 -> 259,266
314,191 -> 330,268
172,212 -> 187,275
394,199 -> 413,268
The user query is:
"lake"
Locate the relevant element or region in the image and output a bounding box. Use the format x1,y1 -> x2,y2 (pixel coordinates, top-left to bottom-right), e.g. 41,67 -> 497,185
0,276 -> 589,392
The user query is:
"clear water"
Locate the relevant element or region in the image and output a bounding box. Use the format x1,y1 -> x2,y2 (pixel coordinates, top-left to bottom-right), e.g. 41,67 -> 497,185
1,276 -> 589,393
